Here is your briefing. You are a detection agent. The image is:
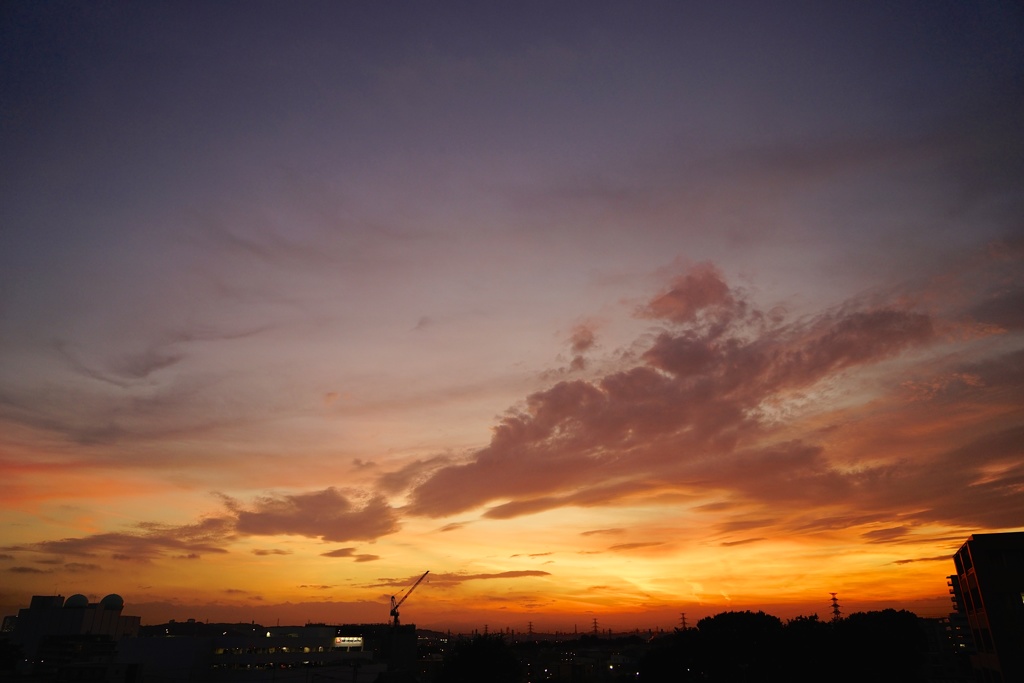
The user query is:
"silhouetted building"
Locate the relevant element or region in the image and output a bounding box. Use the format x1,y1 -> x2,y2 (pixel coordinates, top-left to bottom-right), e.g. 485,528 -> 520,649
118,621 -> 414,682
922,616 -> 975,682
946,574 -> 975,654
9,593 -> 141,680
951,532 -> 1024,683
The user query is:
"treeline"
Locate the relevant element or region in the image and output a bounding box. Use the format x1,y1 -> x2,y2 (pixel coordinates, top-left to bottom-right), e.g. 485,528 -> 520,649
640,609 -> 931,682
433,609 -> 946,683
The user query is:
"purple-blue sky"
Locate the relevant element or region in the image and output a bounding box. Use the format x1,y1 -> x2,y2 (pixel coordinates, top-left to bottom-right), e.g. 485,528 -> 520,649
2,1 -> 1023,630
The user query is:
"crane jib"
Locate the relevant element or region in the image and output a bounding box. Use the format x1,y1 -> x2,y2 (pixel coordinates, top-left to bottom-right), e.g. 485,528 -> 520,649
390,570 -> 429,627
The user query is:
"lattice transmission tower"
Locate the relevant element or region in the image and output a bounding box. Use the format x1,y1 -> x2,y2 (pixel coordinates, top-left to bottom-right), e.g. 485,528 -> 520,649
830,592 -> 842,622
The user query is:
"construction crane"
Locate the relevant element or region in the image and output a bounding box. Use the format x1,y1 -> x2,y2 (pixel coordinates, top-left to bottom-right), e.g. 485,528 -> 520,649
390,570 -> 429,627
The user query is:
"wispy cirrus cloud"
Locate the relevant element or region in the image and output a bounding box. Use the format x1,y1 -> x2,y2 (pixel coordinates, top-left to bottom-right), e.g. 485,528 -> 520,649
720,538 -> 765,547
320,547 -> 380,562
368,571 -> 550,590
893,556 -> 950,565
607,542 -> 664,552
65,562 -> 102,572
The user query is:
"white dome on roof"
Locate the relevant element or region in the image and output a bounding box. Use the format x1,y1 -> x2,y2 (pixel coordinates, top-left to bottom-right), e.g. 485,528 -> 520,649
65,594 -> 89,608
99,594 -> 124,609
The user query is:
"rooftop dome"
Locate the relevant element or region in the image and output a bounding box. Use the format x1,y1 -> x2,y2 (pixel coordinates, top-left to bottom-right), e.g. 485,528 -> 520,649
99,593 -> 124,609
64,593 -> 89,608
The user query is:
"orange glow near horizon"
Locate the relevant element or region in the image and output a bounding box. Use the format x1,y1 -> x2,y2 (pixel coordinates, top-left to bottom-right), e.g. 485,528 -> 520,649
3,2 -> 1023,633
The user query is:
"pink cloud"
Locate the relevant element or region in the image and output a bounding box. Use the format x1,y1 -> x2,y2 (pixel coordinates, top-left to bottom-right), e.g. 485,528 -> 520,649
7,488 -> 400,566
377,456 -> 450,494
569,322 -> 597,354
638,262 -> 738,326
236,488 -> 399,543
404,263 -> 973,529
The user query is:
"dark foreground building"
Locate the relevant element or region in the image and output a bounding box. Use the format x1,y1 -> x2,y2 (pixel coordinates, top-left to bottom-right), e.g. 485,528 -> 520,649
10,594 -> 140,657
950,532 -> 1024,682
3,593 -> 418,682
119,622 -> 404,682
7,593 -> 141,680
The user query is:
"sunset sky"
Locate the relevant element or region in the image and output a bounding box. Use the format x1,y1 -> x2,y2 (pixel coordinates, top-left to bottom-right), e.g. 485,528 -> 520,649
2,2 -> 1023,632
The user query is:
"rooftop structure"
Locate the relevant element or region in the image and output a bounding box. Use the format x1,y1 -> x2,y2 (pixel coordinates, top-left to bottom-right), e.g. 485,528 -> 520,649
950,532 -> 1024,683
10,593 -> 140,658
7,592 -> 141,679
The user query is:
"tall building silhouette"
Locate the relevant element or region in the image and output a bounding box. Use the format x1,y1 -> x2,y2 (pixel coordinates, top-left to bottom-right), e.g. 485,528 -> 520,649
950,532 -> 1024,682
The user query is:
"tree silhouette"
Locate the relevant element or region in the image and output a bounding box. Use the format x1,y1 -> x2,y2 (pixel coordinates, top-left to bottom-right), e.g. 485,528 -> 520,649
832,609 -> 928,682
779,614 -> 832,682
638,627 -> 703,682
638,609 -> 930,682
695,610 -> 784,680
435,634 -> 523,683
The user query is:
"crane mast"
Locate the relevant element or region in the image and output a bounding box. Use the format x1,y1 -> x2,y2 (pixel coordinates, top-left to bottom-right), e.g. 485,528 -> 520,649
390,570 -> 429,627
